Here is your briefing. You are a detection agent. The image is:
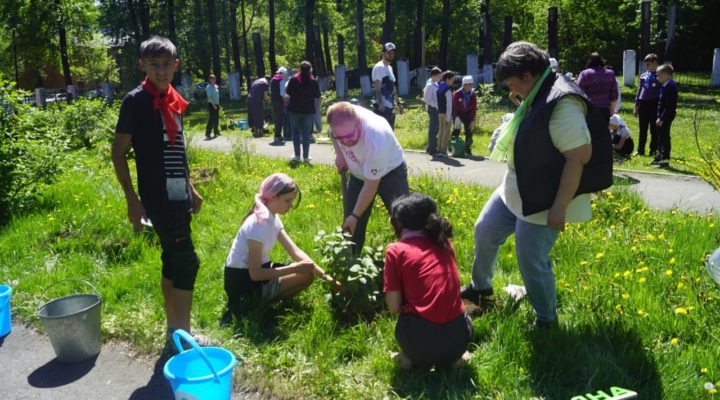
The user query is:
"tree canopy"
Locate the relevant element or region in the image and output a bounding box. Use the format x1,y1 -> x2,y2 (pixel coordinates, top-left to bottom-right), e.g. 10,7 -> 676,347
0,0 -> 717,91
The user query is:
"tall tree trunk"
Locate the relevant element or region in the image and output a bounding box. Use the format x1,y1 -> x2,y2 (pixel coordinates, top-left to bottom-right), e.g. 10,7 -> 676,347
137,0 -> 151,39
252,32 -> 265,77
323,24 -> 333,72
355,0 -> 367,72
126,0 -> 142,55
207,0 -> 221,82
268,0 -> 277,74
382,0 -> 392,44
167,0 -> 182,86
229,0 -> 243,84
481,0 -> 492,65
241,0 -> 251,86
221,0 -> 231,73
305,0 -> 315,62
313,25 -> 326,76
439,0 -> 449,70
413,0 -> 424,69
54,0 -> 72,86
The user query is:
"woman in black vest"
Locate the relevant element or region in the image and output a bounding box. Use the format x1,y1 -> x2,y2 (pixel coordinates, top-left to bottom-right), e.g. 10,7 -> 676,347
460,42 -> 594,329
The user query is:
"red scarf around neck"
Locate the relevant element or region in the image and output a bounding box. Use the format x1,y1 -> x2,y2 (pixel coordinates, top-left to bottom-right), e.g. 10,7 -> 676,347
142,77 -> 188,145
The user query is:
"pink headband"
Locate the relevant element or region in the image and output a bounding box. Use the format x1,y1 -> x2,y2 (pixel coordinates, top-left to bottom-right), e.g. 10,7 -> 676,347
254,173 -> 296,221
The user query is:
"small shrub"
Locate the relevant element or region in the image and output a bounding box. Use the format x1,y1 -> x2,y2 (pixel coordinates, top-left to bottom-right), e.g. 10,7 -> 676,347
314,227 -> 385,321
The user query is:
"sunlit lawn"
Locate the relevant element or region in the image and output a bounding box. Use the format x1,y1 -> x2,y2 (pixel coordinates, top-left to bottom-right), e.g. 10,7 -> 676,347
1,142 -> 719,398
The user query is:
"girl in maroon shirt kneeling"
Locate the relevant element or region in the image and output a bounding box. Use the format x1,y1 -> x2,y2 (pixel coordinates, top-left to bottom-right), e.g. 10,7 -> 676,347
384,193 -> 473,370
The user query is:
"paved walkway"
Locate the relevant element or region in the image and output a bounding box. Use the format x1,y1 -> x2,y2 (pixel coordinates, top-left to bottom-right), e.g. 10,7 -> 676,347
0,324 -> 262,400
196,135 -> 719,214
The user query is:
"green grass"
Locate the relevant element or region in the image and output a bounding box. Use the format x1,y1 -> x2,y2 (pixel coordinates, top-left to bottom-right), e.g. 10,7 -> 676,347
1,142 -> 719,398
187,79 -> 720,178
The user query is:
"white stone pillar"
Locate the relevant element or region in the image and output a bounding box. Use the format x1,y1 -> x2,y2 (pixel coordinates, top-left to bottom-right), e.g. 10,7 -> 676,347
417,67 -> 426,90
481,64 -> 493,84
319,76 -> 329,92
623,50 -> 636,87
466,53 -> 479,88
335,65 -> 346,98
397,58 -> 409,96
67,84 -> 78,100
228,72 -> 241,100
102,82 -> 113,101
360,75 -> 372,97
712,48 -> 720,88
35,88 -> 46,107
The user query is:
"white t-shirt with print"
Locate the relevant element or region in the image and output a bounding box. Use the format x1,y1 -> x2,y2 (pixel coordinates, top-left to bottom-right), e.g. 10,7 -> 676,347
225,212 -> 284,269
336,105 -> 405,181
372,60 -> 396,109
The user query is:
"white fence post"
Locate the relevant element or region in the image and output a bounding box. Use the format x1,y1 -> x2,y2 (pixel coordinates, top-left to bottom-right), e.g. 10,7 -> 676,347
335,65 -> 346,98
466,53 -> 479,88
228,72 -> 241,100
711,48 -> 720,88
397,59 -> 409,96
623,50 -> 636,87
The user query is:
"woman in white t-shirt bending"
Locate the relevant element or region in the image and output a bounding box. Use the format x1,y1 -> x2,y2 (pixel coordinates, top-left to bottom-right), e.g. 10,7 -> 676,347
223,173 -> 335,319
327,102 -> 410,254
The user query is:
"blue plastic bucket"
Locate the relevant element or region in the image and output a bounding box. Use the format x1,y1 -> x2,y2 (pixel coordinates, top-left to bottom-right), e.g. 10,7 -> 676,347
237,119 -> 249,130
0,285 -> 11,337
164,330 -> 237,400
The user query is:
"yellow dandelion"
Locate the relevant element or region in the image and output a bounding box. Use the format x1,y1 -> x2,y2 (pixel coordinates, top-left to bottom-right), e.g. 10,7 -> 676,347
623,270 -> 632,278
637,309 -> 647,317
595,252 -> 605,259
665,269 -> 673,277
669,248 -> 674,254
580,260 -> 589,266
658,233 -> 666,240
638,277 -> 646,284
670,338 -> 679,345
631,246 -> 638,253
669,257 -> 676,264
701,368 -> 708,374
711,223 -> 716,229
636,267 -> 649,273
615,304 -> 623,314
674,307 -> 688,315
677,282 -> 685,290
622,293 -> 630,299
711,388 -> 718,395
646,233 -> 656,241
614,272 -> 621,278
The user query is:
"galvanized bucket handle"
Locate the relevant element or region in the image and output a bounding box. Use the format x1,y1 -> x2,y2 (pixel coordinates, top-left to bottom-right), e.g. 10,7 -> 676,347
41,279 -> 100,300
172,329 -> 221,383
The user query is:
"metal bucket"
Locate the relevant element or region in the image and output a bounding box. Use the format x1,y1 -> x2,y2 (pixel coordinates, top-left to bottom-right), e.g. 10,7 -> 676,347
38,280 -> 102,363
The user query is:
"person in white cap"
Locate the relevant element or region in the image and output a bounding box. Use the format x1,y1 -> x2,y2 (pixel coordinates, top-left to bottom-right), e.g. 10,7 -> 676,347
270,67 -> 289,145
452,75 -> 478,155
372,42 -> 398,128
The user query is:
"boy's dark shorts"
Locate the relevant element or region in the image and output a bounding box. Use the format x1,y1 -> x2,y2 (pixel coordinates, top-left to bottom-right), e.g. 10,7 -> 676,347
150,212 -> 200,291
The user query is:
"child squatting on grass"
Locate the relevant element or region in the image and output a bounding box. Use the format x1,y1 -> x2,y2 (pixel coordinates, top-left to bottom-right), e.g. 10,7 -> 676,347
384,193 -> 473,370
222,173 -> 337,321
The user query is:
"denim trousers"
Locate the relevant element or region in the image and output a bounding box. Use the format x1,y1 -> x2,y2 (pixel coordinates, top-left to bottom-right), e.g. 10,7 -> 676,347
427,107 -> 439,154
471,189 -> 560,322
288,112 -> 314,159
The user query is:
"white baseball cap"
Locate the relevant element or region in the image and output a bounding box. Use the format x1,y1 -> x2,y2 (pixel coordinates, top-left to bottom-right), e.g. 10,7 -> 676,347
462,75 -> 474,85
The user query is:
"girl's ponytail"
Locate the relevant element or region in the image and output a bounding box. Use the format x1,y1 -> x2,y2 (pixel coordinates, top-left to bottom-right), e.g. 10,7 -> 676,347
390,193 -> 453,249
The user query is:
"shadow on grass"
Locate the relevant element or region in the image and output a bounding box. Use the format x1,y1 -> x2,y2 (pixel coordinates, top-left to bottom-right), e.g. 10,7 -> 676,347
230,297 -> 313,345
526,322 -> 662,399
390,362 -> 478,399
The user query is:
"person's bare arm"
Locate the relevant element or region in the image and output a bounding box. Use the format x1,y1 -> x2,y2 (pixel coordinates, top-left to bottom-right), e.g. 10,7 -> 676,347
547,144 -> 592,231
341,178 -> 380,234
374,79 -> 384,112
246,239 -> 314,282
385,291 -> 402,314
111,133 -> 145,231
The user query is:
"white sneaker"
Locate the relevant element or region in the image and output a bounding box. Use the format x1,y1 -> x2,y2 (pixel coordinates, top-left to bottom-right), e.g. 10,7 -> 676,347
303,157 -> 312,163
290,155 -> 300,162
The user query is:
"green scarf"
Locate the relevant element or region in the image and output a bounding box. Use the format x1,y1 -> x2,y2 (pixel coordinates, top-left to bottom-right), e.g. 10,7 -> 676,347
490,67 -> 552,163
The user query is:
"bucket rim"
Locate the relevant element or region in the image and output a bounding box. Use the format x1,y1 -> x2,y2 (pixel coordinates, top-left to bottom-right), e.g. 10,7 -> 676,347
163,348 -> 238,383
0,285 -> 11,297
38,293 -> 102,319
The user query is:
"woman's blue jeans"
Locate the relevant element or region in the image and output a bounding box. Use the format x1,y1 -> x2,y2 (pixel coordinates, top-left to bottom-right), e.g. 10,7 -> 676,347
471,189 -> 560,323
288,112 -> 313,159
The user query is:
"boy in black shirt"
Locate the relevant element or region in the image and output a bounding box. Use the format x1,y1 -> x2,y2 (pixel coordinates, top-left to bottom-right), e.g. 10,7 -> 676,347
111,36 -> 203,341
652,64 -> 678,168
